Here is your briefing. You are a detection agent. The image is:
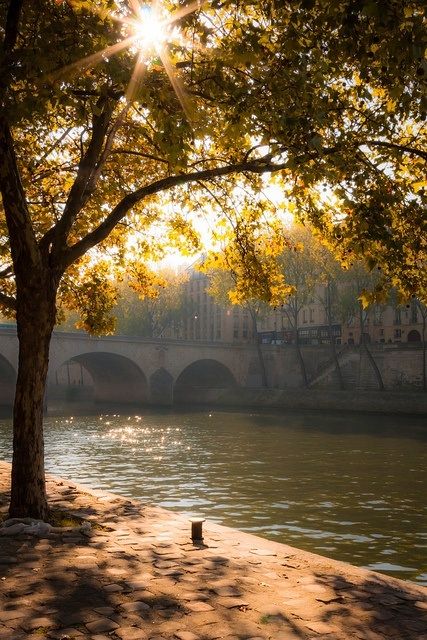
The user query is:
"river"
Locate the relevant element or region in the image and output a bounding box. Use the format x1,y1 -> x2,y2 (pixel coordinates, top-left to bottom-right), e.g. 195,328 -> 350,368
0,409 -> 426,586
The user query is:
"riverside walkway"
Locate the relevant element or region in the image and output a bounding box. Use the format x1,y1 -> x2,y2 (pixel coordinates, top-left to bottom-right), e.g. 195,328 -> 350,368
0,461 -> 426,640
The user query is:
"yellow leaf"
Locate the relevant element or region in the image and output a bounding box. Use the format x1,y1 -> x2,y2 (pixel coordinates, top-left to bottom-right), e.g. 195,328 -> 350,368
412,180 -> 427,192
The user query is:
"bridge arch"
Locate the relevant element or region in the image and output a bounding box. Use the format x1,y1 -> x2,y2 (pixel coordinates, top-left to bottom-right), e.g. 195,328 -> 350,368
174,358 -> 237,404
0,354 -> 16,412
49,351 -> 148,408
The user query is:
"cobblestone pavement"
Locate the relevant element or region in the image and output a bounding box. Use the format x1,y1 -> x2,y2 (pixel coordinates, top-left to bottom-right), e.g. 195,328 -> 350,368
0,461 -> 426,640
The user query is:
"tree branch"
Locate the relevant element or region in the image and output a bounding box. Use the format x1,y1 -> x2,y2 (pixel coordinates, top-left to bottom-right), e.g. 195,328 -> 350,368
0,116 -> 41,270
2,0 -> 25,53
111,149 -> 170,164
367,140 -> 427,162
0,0 -> 25,100
0,264 -> 13,279
40,93 -> 118,257
62,151 -> 326,268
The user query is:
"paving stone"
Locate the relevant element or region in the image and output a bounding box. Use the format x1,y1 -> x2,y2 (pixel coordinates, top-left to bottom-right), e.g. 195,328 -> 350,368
249,549 -> 277,557
57,612 -> 92,626
102,582 -> 124,592
120,601 -> 151,614
0,556 -> 17,564
216,597 -> 250,609
0,629 -> 26,640
93,606 -> 116,616
21,617 -> 57,632
115,626 -> 149,639
305,620 -> 339,634
0,609 -> 28,621
85,618 -> 120,633
212,585 -> 243,597
174,631 -> 200,640
185,601 -> 215,612
126,578 -> 154,590
47,628 -> 85,639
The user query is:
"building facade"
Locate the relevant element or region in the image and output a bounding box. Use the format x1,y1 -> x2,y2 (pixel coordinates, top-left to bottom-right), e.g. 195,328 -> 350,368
179,270 -> 425,347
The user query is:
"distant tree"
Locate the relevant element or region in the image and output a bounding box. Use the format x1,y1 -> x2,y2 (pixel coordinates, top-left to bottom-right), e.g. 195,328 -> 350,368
337,262 -> 385,390
278,225 -> 322,387
204,266 -> 273,388
115,269 -> 189,338
311,246 -> 346,389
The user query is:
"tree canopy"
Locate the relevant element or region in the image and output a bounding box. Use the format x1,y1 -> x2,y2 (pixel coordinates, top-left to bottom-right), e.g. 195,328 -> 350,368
0,0 -> 426,324
0,0 -> 426,518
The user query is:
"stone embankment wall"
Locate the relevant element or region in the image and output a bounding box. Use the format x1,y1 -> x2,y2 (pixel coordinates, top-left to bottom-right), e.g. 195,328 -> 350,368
198,387 -> 427,415
191,344 -> 427,414
260,343 -> 426,391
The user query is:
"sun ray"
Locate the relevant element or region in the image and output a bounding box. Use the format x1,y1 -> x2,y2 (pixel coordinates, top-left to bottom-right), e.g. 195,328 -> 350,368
51,1 -> 207,121
51,35 -> 138,80
158,46 -> 193,121
125,48 -> 147,103
165,0 -> 206,26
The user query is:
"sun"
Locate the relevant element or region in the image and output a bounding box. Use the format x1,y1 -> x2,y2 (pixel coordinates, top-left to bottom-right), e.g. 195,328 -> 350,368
127,5 -> 171,52
57,1 -> 205,115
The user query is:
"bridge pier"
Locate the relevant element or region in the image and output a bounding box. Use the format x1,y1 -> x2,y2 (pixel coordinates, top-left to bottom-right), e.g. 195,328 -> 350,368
148,368 -> 174,406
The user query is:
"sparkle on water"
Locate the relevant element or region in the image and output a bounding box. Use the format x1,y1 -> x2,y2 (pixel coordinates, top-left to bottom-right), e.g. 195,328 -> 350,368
0,409 -> 426,585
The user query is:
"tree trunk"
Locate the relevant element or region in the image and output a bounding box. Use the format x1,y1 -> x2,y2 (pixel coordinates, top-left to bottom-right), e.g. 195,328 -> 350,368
362,342 -> 385,390
295,337 -> 308,388
325,282 -> 344,390
422,313 -> 426,392
250,309 -> 268,388
9,281 -> 57,520
292,306 -> 308,388
358,303 -> 384,390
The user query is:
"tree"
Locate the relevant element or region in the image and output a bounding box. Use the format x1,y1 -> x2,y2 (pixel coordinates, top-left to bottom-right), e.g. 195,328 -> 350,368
115,269 -> 189,337
0,0 -> 426,518
278,225 -> 321,387
337,262 -> 385,390
309,244 -> 346,389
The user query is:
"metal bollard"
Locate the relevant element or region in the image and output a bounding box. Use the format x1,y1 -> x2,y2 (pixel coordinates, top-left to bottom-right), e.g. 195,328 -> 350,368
190,517 -> 205,543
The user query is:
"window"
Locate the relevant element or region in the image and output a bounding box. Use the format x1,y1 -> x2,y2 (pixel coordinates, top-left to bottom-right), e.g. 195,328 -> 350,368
309,308 -> 314,323
302,310 -> 307,324
233,318 -> 239,339
411,301 -> 418,324
394,308 -> 402,325
242,317 -> 248,338
373,306 -> 382,325
394,328 -> 402,339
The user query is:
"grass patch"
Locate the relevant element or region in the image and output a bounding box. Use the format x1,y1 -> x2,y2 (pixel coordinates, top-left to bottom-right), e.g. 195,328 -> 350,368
48,509 -> 110,531
48,510 -> 85,528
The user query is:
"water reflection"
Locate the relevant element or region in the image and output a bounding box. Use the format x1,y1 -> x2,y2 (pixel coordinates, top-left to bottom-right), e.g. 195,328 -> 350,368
0,409 -> 426,584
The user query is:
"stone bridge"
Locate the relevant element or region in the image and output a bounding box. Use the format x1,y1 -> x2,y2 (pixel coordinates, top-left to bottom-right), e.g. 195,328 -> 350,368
0,327 -> 301,409
0,327 -> 423,411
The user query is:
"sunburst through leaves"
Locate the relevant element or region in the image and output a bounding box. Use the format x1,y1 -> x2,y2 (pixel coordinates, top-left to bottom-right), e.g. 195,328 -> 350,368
57,0 -> 204,116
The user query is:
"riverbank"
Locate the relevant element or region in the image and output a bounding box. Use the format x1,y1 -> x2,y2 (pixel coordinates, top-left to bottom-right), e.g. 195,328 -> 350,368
184,389 -> 427,415
0,462 -> 426,640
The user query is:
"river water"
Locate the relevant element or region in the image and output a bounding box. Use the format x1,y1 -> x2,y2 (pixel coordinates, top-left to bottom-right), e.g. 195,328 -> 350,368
0,409 -> 426,585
